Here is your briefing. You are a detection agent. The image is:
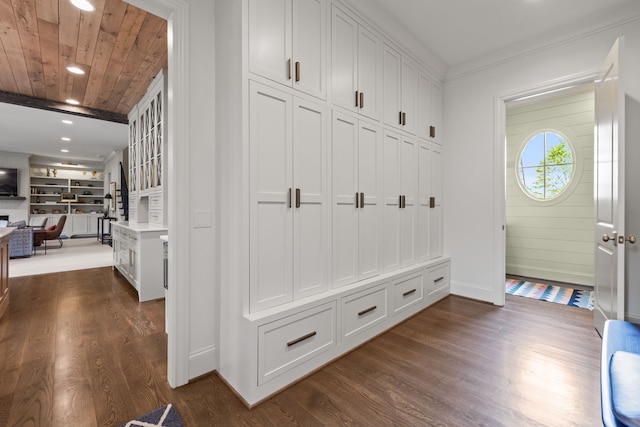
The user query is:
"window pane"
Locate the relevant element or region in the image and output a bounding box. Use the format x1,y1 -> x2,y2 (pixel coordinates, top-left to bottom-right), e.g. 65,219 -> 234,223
520,133 -> 544,167
517,131 -> 574,200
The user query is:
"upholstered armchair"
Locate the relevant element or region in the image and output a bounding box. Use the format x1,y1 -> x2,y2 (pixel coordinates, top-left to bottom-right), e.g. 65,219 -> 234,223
9,227 -> 33,258
33,215 -> 67,254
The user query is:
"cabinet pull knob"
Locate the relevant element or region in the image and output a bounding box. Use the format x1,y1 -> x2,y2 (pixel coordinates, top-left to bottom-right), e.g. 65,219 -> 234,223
434,276 -> 444,283
430,196 -> 435,209
355,91 -> 359,107
430,125 -> 436,139
295,61 -> 300,82
355,192 -> 359,209
287,58 -> 292,80
295,188 -> 301,208
360,92 -> 364,109
288,188 -> 292,208
402,289 -> 417,297
402,195 -> 406,209
358,306 -> 377,316
360,192 -> 364,209
402,112 -> 406,126
399,111 -> 403,125
287,331 -> 317,347
399,195 -> 403,208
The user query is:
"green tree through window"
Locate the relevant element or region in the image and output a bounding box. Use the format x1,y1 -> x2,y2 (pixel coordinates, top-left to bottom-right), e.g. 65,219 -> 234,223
517,131 -> 574,200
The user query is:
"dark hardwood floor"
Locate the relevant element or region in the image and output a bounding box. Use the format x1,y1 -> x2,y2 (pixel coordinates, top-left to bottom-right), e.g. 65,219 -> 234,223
0,267 -> 602,426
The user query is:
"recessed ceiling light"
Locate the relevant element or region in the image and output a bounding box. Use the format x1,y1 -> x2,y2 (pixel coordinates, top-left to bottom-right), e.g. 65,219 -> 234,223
61,149 -> 69,153
62,119 -> 73,124
66,66 -> 85,75
70,0 -> 95,12
66,99 -> 80,105
61,137 -> 71,141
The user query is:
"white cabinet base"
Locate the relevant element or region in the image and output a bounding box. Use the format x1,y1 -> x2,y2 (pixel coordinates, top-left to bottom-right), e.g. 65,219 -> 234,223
112,222 -> 167,302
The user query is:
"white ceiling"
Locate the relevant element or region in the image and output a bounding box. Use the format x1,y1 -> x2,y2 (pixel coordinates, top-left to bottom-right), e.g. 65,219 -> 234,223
373,0 -> 640,69
3,0 -> 640,163
0,102 -> 127,165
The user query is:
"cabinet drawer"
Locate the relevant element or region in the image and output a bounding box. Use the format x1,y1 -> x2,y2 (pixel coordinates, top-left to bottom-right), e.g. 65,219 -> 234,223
427,264 -> 449,295
392,271 -> 423,314
258,302 -> 336,385
149,193 -> 162,208
149,209 -> 163,225
341,284 -> 387,340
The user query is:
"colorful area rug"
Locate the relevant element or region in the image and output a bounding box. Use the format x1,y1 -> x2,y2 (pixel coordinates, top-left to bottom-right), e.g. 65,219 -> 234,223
506,279 -> 594,310
119,404 -> 184,427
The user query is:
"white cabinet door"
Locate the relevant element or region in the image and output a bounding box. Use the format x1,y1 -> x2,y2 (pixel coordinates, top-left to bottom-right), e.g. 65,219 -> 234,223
382,43 -> 402,130
332,112 -> 359,286
250,82 -> 294,311
331,5 -> 380,119
249,0 -> 292,87
400,56 -> 417,135
249,0 -> 326,99
293,98 -> 328,298
382,131 -> 401,271
399,135 -> 417,264
431,80 -> 443,144
417,142 -> 432,260
357,121 -> 382,278
332,112 -> 381,287
417,71 -> 432,141
293,0 -> 326,99
382,130 -> 418,270
383,42 -> 418,134
429,145 -> 443,258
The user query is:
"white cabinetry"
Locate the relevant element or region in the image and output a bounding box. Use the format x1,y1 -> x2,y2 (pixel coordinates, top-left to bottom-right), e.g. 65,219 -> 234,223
417,71 -> 443,144
128,70 -> 166,227
382,42 -> 418,134
382,131 -> 418,270
332,111 -> 382,287
216,0 -> 448,407
331,5 -> 380,120
249,0 -> 326,99
249,81 -> 328,312
112,222 -> 167,302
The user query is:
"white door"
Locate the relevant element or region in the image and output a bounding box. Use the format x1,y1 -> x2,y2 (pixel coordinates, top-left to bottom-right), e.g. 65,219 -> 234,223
331,6 -> 358,113
332,112 -> 359,286
249,82 -> 293,312
417,141 -> 432,260
248,0 -> 292,87
399,135 -> 417,264
293,98 -> 327,298
382,43 -> 402,130
594,38 -> 626,335
292,0 -> 326,99
382,131 -> 401,270
357,25 -> 381,121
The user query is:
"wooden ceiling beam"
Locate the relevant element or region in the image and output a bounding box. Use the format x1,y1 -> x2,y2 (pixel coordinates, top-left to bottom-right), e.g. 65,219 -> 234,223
0,90 -> 127,124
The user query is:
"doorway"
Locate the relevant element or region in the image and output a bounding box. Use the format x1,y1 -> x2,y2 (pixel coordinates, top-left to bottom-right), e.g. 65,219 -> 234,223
504,83 -> 595,297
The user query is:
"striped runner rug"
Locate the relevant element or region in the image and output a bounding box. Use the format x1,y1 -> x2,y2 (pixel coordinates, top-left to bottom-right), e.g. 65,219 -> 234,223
506,279 -> 594,310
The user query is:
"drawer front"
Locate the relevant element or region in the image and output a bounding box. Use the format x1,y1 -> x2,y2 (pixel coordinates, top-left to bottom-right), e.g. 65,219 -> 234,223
342,284 -> 388,340
149,209 -> 163,226
258,302 -> 336,385
427,264 -> 449,295
149,193 -> 162,208
392,272 -> 424,314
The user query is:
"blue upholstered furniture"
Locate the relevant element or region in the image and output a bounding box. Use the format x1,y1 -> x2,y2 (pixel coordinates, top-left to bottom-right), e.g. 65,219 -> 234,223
601,320 -> 640,427
8,227 -> 33,258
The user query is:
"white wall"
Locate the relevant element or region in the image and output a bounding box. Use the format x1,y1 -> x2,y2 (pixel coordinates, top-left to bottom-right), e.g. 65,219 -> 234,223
444,19 -> 640,319
0,151 -> 30,222
506,87 -> 594,285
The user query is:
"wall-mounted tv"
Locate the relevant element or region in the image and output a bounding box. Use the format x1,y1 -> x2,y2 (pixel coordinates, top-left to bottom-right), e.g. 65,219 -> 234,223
0,168 -> 19,197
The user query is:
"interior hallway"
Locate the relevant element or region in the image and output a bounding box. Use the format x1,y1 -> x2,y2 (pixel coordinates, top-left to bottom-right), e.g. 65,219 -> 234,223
0,267 -> 601,426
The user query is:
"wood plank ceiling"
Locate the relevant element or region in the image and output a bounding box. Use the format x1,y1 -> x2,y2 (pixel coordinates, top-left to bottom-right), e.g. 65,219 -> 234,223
0,0 -> 167,120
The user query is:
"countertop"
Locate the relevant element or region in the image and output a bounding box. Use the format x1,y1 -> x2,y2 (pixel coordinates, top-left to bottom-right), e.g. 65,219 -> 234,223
0,227 -> 16,239
111,221 -> 168,233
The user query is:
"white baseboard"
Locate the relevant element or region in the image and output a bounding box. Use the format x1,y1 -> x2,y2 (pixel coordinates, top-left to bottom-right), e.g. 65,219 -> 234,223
189,344 -> 217,380
450,280 -> 496,303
